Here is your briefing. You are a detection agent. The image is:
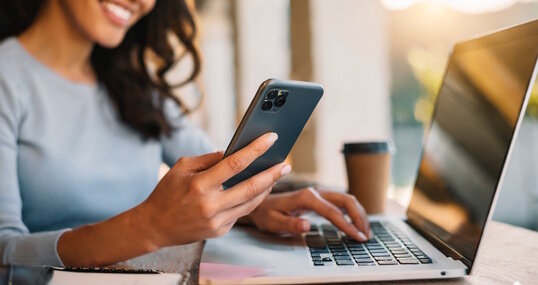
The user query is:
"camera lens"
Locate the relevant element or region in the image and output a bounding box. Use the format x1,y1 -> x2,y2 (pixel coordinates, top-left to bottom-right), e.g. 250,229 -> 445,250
267,90 -> 278,99
261,101 -> 273,110
274,97 -> 286,107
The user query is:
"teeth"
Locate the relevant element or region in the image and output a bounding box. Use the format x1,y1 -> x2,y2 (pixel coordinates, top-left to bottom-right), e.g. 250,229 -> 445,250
103,1 -> 132,22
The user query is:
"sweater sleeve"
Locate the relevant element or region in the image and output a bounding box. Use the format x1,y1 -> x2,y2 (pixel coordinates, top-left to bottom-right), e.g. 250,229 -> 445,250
161,99 -> 217,167
0,77 -> 68,266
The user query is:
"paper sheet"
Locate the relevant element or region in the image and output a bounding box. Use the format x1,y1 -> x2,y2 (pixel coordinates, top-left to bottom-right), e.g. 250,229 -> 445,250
49,271 -> 183,285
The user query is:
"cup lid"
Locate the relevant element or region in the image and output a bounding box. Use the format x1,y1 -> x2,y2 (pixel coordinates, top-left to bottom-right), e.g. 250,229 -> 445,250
342,141 -> 396,154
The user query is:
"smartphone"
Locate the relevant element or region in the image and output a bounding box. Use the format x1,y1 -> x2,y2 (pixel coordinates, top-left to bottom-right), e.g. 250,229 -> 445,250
222,79 -> 323,188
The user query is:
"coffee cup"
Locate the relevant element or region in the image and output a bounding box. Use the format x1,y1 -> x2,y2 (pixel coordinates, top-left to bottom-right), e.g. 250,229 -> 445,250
342,142 -> 394,214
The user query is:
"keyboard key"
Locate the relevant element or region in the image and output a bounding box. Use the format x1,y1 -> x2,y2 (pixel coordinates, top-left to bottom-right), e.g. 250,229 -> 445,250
377,260 -> 398,265
334,256 -> 352,261
333,251 -> 349,256
367,249 -> 387,253
322,257 -> 332,262
390,249 -> 409,254
371,253 -> 391,257
326,238 -> 342,243
312,257 -> 322,262
352,254 -> 370,259
313,261 -> 324,266
324,232 -> 338,238
322,223 -> 337,230
398,258 -> 419,264
357,262 -> 376,266
306,235 -> 327,248
336,260 -> 354,266
368,248 -> 388,252
330,249 -> 348,253
310,248 -> 329,253
354,257 -> 374,262
419,258 -> 433,264
374,257 -> 394,261
350,249 -> 366,254
393,254 -> 413,259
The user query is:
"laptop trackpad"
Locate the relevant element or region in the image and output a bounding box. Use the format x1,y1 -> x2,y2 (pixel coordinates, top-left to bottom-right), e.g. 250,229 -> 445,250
202,226 -> 305,268
243,227 -> 295,251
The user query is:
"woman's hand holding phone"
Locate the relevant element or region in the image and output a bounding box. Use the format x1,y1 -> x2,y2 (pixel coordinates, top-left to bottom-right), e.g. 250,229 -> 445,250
138,132 -> 291,248
57,132 -> 290,267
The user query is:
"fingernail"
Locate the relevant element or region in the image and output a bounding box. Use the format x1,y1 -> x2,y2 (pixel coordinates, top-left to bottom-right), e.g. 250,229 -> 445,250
267,132 -> 278,144
281,164 -> 292,176
300,220 -> 310,232
357,231 -> 368,241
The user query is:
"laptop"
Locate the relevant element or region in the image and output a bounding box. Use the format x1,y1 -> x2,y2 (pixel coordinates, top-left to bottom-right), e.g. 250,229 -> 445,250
200,19 -> 538,284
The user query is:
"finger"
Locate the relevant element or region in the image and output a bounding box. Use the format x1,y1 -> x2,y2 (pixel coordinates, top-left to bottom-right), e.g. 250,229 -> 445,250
219,162 -> 291,208
218,183 -> 274,224
200,132 -> 278,187
176,151 -> 223,172
258,211 -> 311,234
285,188 -> 367,241
320,191 -> 370,238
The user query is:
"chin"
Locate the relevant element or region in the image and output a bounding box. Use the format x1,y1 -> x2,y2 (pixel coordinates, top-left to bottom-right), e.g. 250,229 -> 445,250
94,31 -> 128,48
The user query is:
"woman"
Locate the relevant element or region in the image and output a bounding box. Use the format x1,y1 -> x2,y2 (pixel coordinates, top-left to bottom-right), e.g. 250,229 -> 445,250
0,0 -> 370,267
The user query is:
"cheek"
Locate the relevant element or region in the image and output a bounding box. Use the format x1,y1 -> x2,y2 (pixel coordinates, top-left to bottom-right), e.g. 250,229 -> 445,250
141,0 -> 157,15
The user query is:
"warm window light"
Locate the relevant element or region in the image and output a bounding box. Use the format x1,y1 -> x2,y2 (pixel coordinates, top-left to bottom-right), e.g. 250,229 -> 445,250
381,0 -> 537,14
442,0 -> 517,14
380,0 -> 418,10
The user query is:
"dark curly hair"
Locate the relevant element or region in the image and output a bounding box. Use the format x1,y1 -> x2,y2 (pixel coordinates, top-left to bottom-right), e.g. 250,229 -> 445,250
0,0 -> 201,139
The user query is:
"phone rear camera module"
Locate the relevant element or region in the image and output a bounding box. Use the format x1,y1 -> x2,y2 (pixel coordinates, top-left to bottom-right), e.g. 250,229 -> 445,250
274,97 -> 286,107
267,90 -> 278,99
261,100 -> 273,111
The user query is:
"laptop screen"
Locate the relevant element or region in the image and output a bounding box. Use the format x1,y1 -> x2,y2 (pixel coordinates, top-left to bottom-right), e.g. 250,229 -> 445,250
406,20 -> 538,268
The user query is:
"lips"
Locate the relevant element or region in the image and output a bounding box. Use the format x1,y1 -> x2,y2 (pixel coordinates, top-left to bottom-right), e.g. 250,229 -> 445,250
100,0 -> 134,27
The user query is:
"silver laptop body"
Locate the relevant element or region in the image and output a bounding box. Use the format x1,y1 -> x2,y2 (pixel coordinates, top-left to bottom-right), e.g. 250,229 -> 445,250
200,19 -> 538,284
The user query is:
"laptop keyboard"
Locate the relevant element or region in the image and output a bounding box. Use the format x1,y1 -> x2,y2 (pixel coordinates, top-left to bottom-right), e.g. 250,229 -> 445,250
306,221 -> 433,266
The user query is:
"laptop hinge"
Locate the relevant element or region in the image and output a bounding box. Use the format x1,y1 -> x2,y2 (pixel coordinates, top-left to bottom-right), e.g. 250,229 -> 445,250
405,219 -> 471,269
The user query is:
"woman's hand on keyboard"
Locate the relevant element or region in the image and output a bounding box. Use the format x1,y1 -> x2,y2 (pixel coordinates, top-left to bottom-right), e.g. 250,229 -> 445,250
245,187 -> 371,241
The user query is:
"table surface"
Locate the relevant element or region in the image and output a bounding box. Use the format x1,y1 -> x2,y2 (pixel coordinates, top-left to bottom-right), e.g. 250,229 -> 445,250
118,201 -> 538,285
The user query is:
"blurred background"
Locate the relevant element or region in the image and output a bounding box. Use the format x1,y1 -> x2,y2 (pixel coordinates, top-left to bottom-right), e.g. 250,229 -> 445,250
169,0 -> 538,230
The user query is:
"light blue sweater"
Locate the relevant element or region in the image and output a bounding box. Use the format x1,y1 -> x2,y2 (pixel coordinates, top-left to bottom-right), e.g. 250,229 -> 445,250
0,38 -> 215,266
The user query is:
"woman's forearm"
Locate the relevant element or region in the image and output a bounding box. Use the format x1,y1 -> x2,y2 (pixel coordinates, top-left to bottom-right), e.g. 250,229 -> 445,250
57,204 -> 159,267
